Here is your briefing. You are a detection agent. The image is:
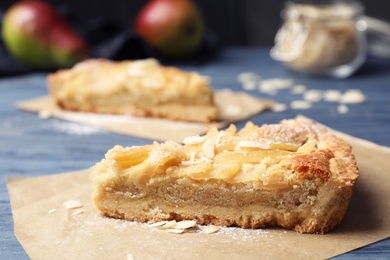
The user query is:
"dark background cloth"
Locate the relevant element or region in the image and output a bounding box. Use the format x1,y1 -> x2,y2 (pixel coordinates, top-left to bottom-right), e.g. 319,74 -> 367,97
0,0 -> 390,76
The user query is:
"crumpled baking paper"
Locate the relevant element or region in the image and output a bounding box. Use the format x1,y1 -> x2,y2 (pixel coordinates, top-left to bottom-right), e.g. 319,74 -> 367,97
6,117 -> 390,259
16,89 -> 274,142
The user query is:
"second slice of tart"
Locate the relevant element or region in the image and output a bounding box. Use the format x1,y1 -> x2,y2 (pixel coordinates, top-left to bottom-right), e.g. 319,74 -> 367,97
47,58 -> 218,123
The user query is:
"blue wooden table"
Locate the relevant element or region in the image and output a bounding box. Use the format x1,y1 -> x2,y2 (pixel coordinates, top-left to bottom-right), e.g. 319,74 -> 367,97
1,48 -> 389,259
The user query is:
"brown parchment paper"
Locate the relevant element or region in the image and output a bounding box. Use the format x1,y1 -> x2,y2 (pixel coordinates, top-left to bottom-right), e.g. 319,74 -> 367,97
16,90 -> 274,142
7,119 -> 390,260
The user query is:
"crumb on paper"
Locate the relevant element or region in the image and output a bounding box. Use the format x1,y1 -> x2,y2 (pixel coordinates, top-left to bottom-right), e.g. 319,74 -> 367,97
127,253 -> 136,260
63,199 -> 83,209
48,208 -> 57,214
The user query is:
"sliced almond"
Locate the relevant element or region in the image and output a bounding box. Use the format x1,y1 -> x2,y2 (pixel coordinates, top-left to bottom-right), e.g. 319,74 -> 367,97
290,100 -> 312,110
160,220 -> 177,229
340,89 -> 366,104
203,225 -> 220,234
71,208 -> 84,216
323,89 -> 342,102
272,103 -> 288,112
48,208 -> 57,214
127,253 -> 136,260
174,220 -> 197,230
291,84 -> 307,94
297,140 -> 317,153
235,141 -> 269,150
149,221 -> 168,227
338,104 -> 349,114
303,89 -> 323,102
166,228 -> 186,234
63,200 -> 83,209
202,138 -> 215,159
183,135 -> 206,145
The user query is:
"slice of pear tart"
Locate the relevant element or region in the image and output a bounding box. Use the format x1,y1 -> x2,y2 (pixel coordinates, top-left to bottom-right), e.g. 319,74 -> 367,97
90,118 -> 358,234
48,58 -> 218,123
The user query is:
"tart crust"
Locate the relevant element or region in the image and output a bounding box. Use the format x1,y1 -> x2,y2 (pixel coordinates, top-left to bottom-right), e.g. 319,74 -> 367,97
90,118 -> 359,233
47,58 -> 218,123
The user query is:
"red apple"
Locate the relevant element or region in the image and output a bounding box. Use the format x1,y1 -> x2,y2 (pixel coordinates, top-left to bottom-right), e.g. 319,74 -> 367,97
2,0 -> 89,69
135,0 -> 204,60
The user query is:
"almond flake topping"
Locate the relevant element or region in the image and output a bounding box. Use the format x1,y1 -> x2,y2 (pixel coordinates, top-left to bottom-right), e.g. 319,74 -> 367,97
235,141 -> 269,150
297,140 -> 317,153
182,135 -> 206,145
202,138 -> 215,159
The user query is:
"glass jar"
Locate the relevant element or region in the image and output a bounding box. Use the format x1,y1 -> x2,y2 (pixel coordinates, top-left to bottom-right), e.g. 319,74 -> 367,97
270,0 -> 367,78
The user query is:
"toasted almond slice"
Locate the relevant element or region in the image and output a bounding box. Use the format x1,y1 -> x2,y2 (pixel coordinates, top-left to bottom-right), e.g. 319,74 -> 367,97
174,220 -> 197,230
203,225 -> 220,234
48,208 -> 57,214
323,89 -> 342,102
303,89 -> 323,102
149,221 -> 168,227
63,200 -> 83,209
183,135 -> 206,145
202,138 -> 215,159
291,84 -> 307,94
290,100 -> 311,110
235,141 -> 269,150
127,253 -> 136,260
297,140 -> 317,153
272,103 -> 288,113
160,220 -> 177,229
341,89 -> 366,104
71,208 -> 84,216
166,228 -> 186,234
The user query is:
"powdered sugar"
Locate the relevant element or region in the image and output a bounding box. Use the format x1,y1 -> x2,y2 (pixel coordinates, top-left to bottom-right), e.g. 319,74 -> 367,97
45,120 -> 104,135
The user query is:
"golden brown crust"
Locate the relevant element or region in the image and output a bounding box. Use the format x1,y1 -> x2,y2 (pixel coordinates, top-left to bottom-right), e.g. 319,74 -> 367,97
47,59 -> 218,123
90,118 -> 359,234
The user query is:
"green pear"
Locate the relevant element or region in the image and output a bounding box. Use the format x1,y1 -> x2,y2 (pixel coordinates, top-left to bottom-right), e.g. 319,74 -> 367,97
2,0 -> 89,69
135,0 -> 204,60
